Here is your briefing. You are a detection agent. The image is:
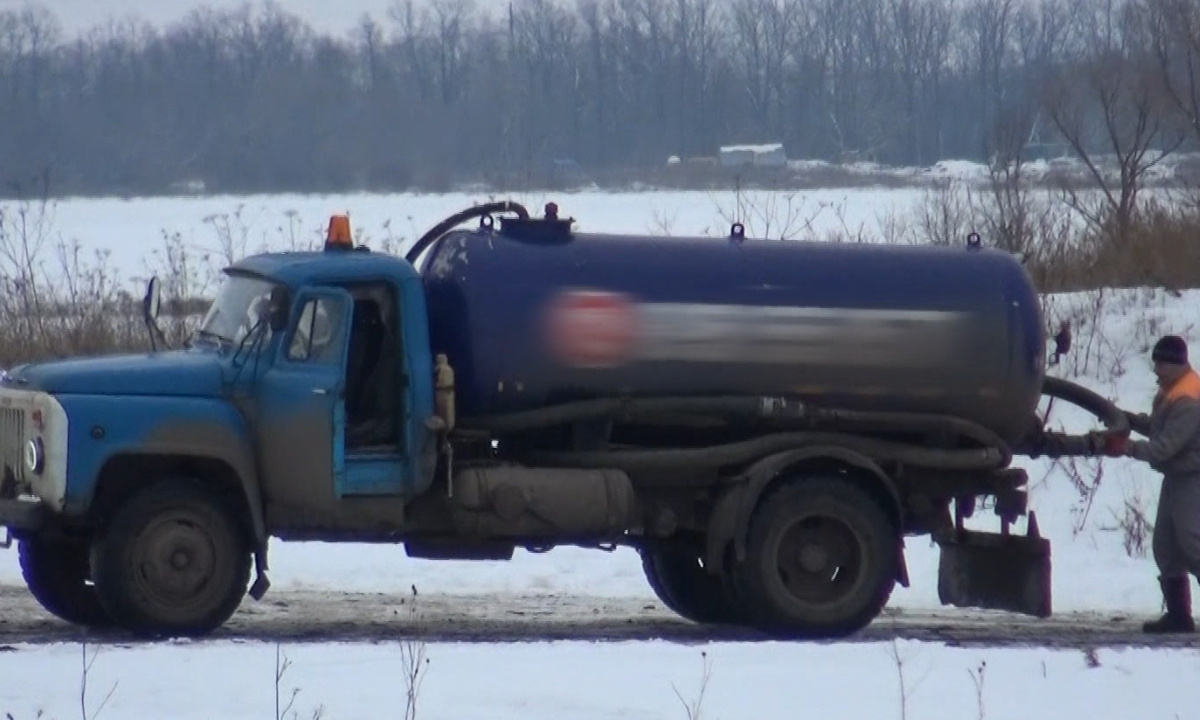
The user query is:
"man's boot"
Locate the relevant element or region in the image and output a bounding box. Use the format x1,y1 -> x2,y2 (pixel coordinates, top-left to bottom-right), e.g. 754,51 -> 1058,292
1143,575 -> 1197,633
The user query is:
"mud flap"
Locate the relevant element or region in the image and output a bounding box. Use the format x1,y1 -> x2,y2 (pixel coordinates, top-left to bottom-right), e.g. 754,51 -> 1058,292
248,546 -> 270,601
936,514 -> 1051,618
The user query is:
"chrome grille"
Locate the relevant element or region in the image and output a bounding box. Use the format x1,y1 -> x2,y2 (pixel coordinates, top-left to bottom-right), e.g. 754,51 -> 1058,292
0,405 -> 26,488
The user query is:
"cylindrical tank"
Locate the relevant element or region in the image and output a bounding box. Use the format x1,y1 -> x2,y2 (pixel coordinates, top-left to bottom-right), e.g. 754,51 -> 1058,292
419,217 -> 1046,445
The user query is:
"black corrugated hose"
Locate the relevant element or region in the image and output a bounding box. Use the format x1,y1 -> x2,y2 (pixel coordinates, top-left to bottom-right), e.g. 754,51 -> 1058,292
404,201 -> 529,265
463,375 -> 1134,472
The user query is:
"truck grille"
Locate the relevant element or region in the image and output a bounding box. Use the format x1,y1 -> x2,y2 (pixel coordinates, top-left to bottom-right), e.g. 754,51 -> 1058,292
0,405 -> 27,491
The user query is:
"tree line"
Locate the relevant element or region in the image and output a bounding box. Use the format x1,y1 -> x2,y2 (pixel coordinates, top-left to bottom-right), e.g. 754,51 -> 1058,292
2,0 -> 1200,197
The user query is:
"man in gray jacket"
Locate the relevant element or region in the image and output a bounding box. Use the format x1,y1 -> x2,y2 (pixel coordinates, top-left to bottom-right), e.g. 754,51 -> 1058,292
1112,335 -> 1200,633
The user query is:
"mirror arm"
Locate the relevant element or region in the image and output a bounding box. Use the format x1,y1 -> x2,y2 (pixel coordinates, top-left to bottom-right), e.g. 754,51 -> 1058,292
142,276 -> 171,352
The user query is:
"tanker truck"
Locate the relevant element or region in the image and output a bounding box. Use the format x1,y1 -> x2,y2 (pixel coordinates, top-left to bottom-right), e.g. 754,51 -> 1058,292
0,201 -> 1126,639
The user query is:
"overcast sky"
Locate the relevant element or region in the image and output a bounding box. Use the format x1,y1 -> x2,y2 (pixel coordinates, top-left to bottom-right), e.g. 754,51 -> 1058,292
3,0 -> 431,36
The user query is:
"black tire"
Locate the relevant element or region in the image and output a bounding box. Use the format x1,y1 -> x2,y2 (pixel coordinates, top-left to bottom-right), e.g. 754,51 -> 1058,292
641,546 -> 742,625
737,476 -> 898,638
90,479 -> 251,638
18,535 -> 112,627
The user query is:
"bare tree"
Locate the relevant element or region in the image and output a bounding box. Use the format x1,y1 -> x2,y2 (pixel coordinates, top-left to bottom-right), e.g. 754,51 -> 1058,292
1137,0 -> 1200,145
0,0 -> 1198,196
959,0 -> 1019,156
431,0 -> 474,105
888,0 -> 952,163
1045,6 -> 1185,243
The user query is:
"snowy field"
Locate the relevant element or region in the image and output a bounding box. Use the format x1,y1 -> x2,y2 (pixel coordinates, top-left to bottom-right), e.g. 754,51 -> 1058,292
2,183 -> 1199,718
10,186 -> 935,290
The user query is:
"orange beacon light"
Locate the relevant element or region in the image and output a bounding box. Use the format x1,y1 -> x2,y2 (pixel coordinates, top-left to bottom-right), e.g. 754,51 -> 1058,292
325,214 -> 353,250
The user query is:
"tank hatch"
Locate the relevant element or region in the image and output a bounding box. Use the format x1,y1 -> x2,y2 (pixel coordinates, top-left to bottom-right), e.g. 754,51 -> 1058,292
499,202 -> 574,244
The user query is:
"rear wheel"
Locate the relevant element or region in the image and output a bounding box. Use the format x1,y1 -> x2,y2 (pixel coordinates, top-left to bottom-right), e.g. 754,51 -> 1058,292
90,479 -> 251,638
641,545 -> 742,625
19,535 -> 111,627
737,476 -> 898,638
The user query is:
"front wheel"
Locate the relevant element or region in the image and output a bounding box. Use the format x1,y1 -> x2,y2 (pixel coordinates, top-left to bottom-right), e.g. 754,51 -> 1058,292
90,479 -> 251,638
19,535 -> 111,627
736,476 -> 898,638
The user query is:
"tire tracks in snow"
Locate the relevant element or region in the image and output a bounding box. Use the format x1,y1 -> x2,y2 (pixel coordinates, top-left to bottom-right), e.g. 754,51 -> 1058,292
0,584 -> 1197,650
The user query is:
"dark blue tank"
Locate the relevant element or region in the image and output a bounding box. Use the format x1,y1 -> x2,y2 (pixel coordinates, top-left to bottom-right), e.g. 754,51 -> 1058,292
419,219 -> 1045,445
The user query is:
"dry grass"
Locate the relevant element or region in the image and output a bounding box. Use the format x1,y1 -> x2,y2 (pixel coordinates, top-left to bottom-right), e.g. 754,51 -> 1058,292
829,167 -> 1200,296
1059,197 -> 1200,293
671,650 -> 713,720
0,201 -> 149,366
0,196 -> 215,367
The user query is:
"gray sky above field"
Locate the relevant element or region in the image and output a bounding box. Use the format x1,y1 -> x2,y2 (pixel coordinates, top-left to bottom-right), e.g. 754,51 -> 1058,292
3,0 -> 432,35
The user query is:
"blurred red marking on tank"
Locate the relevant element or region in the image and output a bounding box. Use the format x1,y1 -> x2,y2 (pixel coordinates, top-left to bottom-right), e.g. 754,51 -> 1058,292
545,289 -> 639,368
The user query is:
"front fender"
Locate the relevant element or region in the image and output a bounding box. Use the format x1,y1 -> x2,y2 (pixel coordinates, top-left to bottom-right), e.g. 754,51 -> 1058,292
57,394 -> 265,543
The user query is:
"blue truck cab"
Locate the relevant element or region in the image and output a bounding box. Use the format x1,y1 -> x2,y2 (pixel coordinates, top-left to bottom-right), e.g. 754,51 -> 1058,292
0,218 -> 444,636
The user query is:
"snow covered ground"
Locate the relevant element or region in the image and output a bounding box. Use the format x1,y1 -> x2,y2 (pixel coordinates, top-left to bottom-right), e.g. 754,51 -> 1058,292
1,188 -> 1198,719
2,638 -> 1198,720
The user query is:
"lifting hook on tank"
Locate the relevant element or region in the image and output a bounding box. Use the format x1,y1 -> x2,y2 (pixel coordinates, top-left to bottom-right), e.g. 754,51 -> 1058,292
729,222 -> 745,243
966,232 -> 982,250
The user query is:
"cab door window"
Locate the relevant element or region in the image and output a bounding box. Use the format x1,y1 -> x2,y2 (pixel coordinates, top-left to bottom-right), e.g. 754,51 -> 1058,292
287,296 -> 343,364
341,283 -> 403,451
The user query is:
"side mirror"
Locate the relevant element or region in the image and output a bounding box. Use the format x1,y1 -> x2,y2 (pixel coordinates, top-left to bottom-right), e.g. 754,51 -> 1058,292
143,276 -> 162,321
268,286 -> 291,332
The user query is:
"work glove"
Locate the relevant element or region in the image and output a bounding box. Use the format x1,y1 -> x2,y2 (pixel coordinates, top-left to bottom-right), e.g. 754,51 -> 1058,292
1105,432 -> 1129,456
1088,430 -> 1128,457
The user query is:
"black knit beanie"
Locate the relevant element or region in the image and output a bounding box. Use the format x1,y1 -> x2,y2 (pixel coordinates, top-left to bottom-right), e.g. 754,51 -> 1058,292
1152,335 -> 1189,365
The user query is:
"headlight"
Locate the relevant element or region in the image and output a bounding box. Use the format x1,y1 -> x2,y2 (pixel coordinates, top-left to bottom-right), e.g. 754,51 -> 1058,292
24,437 -> 44,475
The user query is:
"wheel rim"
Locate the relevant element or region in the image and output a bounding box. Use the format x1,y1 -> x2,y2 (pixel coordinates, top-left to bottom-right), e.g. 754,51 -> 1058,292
130,510 -> 222,612
774,513 -> 865,606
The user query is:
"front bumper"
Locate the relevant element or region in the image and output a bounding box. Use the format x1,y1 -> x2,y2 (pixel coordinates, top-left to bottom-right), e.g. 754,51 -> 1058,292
0,496 -> 44,535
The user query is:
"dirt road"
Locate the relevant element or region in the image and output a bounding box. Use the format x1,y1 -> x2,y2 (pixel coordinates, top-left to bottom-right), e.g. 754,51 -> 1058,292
1,584 -> 1198,649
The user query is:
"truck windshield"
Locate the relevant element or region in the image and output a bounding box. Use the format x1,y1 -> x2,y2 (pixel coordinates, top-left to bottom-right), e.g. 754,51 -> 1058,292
196,274 -> 279,348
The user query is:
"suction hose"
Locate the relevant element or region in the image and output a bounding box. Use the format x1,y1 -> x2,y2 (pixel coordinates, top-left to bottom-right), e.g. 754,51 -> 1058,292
1013,375 -> 1134,459
488,377 -> 1137,471
1040,376 -> 1130,436
405,200 -> 529,265
476,396 -> 1013,473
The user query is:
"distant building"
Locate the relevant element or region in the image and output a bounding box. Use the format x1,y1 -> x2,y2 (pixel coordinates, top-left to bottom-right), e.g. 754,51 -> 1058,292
718,143 -> 787,168
168,179 -> 207,195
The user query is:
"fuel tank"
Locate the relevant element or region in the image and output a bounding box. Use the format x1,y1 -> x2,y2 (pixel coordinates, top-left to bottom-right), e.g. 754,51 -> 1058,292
419,216 -> 1046,445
